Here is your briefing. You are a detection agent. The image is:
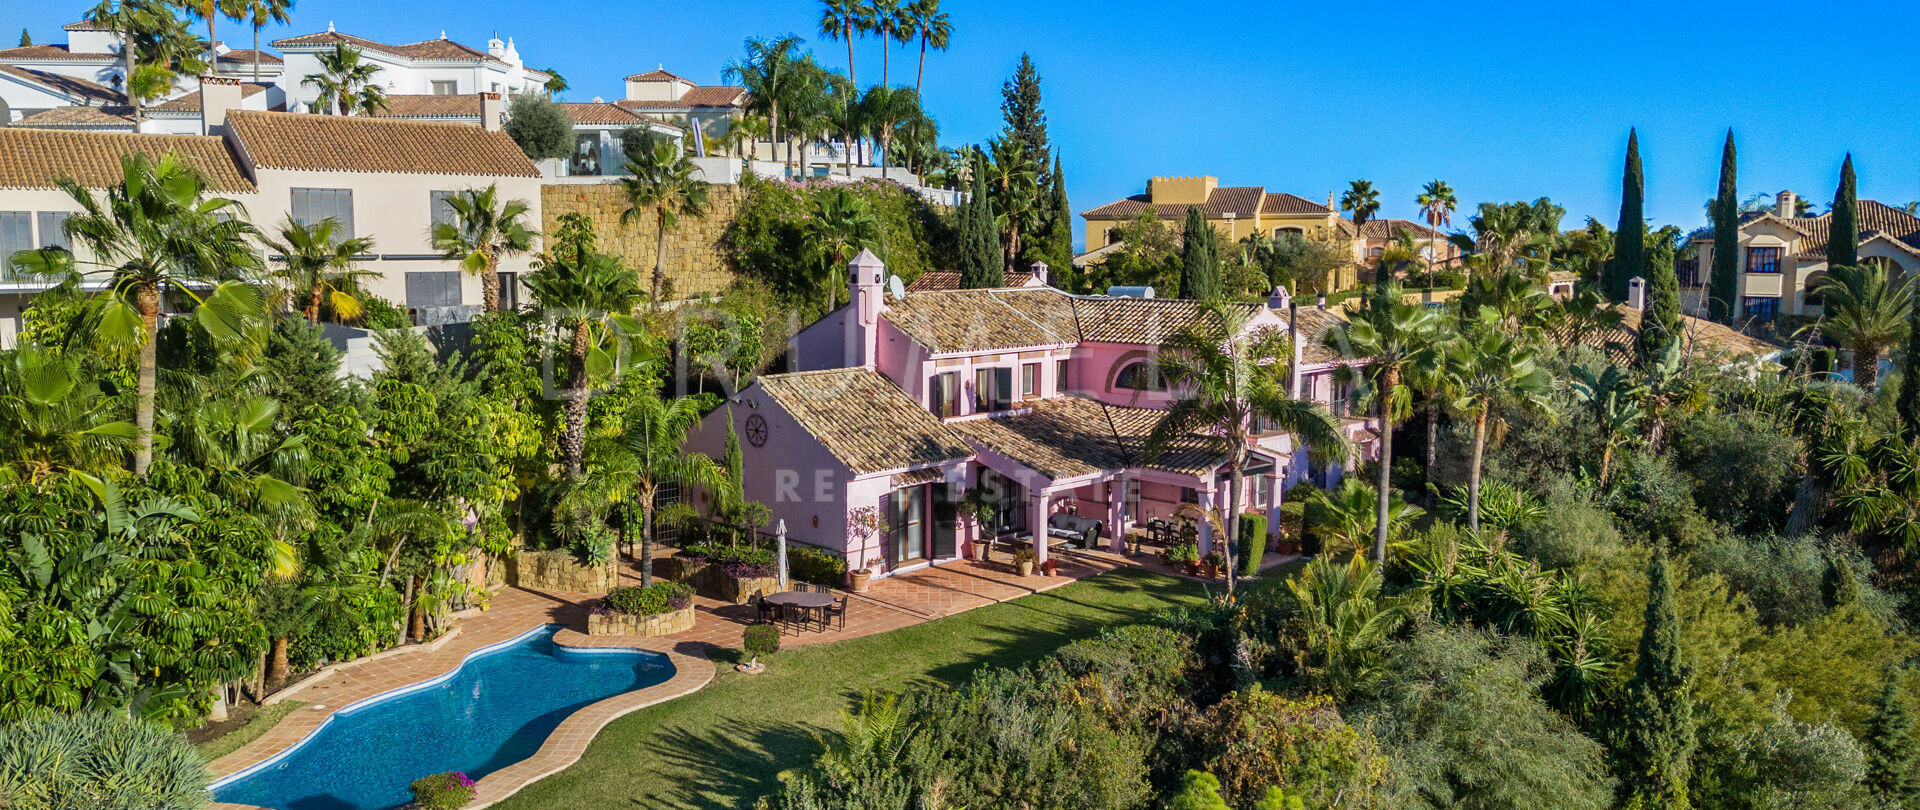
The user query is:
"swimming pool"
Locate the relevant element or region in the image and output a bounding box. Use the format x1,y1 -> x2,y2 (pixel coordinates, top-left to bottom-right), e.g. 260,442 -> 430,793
212,624 -> 673,810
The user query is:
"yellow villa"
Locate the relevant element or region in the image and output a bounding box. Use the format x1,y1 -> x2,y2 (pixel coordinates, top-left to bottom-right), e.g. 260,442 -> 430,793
1079,175 -> 1348,247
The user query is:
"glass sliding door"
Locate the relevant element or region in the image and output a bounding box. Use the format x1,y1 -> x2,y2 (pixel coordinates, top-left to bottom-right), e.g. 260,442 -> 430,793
930,484 -> 957,559
889,486 -> 926,565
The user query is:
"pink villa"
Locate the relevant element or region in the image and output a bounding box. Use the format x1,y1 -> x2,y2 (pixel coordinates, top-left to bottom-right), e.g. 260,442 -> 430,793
684,250 -> 1377,578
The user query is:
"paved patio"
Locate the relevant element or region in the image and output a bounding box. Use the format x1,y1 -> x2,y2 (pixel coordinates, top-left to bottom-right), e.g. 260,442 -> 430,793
207,543 -> 1291,810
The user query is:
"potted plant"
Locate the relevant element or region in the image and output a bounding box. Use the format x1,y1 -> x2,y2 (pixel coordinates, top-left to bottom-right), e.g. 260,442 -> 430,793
409,771 -> 477,809
738,624 -> 780,673
1012,547 -> 1038,577
846,507 -> 889,592
1162,541 -> 1200,575
956,489 -> 998,562
1202,550 -> 1226,579
1040,558 -> 1060,577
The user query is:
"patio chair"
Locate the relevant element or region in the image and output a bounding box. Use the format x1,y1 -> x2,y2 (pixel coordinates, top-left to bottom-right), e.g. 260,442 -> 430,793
750,592 -> 780,625
820,595 -> 849,631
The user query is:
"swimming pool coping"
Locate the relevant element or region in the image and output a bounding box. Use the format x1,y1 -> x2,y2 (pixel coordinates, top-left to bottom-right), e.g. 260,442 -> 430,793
206,622 -> 714,810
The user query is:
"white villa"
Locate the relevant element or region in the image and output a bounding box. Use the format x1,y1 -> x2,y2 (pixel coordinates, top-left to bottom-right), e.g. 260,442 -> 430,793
270,24 -> 549,115
0,19 -> 288,127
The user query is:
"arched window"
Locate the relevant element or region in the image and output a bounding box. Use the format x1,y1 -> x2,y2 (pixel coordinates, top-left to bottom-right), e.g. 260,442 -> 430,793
1114,360 -> 1166,391
1802,270 -> 1827,307
1276,227 -> 1304,236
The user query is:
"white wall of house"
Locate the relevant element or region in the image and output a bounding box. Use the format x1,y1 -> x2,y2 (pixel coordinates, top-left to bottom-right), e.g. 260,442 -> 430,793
280,43 -> 544,114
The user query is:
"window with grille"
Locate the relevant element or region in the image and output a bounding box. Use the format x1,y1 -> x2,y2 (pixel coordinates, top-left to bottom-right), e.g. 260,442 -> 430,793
1747,246 -> 1781,274
1743,296 -> 1780,320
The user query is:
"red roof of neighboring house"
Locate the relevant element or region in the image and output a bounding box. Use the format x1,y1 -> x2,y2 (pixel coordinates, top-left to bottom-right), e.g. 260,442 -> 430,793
614,85 -> 747,110
0,44 -> 117,61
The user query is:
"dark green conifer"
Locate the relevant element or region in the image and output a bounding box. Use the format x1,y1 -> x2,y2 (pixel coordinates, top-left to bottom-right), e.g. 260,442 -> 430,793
1866,669 -> 1920,807
1179,206 -> 1220,301
1708,129 -> 1739,323
1829,153 -> 1859,269
1607,128 -> 1646,302
1618,547 -> 1695,810
1635,237 -> 1682,368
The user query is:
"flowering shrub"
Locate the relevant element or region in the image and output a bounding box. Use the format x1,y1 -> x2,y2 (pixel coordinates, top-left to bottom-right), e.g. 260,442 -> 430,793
596,582 -> 695,617
743,624 -> 781,662
677,541 -> 777,578
409,771 -> 477,809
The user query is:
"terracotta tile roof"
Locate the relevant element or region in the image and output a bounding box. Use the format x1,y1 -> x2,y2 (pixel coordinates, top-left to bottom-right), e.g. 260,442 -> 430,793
1261,191 -> 1335,215
1555,305 -> 1781,364
625,68 -> 693,83
1358,218 -> 1445,240
0,127 -> 253,191
149,82 -> 270,111
1548,270 -> 1578,284
0,65 -> 122,104
63,20 -> 107,31
1081,185 -> 1265,220
558,102 -> 648,125
216,49 -> 283,66
0,44 -> 116,61
904,269 -> 1041,292
270,31 -> 504,65
11,105 -> 135,128
755,368 -> 971,476
368,93 -> 481,119
953,396 -> 1229,480
1287,305 -> 1351,364
1071,296 -> 1263,345
614,86 -> 747,110
223,110 -> 539,177
1784,201 -> 1920,260
885,288 -> 1079,353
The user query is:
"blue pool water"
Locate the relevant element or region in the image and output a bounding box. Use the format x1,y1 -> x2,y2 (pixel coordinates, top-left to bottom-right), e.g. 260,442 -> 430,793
212,625 -> 672,810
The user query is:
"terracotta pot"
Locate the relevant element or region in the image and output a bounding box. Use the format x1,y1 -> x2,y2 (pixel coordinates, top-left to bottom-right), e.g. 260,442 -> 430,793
1016,560 -> 1035,577
972,542 -> 991,562
1184,562 -> 1201,576
849,569 -> 873,593
1200,563 -> 1218,579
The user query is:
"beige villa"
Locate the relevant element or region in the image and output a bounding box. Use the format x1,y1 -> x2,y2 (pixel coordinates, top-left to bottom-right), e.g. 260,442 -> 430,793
1080,175 -> 1348,248
1693,190 -> 1920,320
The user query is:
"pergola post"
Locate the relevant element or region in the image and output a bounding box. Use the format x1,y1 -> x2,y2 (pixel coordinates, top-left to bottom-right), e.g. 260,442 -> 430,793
1031,488 -> 1051,566
1107,478 -> 1128,553
1196,483 -> 1217,555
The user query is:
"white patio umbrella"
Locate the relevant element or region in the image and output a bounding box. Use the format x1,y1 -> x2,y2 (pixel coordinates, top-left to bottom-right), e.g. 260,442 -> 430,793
776,519 -> 789,590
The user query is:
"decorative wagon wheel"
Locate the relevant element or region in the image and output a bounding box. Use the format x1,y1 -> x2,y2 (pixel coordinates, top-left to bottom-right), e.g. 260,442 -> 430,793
744,413 -> 769,447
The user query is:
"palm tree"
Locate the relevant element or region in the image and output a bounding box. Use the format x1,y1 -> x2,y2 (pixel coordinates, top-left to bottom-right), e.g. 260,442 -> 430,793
180,0 -> 242,72
175,395 -> 311,576
806,187 -> 881,312
524,223 -> 645,478
430,184 -> 537,314
906,0 -> 950,97
618,138 -> 710,307
1324,281 -> 1443,562
1285,553 -> 1412,698
237,0 -> 292,83
724,35 -> 804,167
818,0 -> 871,173
871,0 -> 913,87
1446,320 -> 1555,529
88,0 -> 165,125
302,43 -> 387,115
1569,361 -> 1644,486
1340,179 -> 1381,236
1302,478 -> 1424,560
263,216 -> 375,323
1809,263 -> 1913,390
1405,317 -> 1457,505
1416,180 -> 1457,274
0,346 -> 136,486
621,391 -> 728,586
858,84 -> 924,180
8,152 -> 265,476
1147,303 -> 1349,598
1638,340 -> 1702,452
1461,265 -> 1556,337
984,135 -> 1039,276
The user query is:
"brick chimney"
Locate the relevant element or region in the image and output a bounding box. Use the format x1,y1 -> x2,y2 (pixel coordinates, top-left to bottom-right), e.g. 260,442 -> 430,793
846,249 -> 887,369
198,75 -> 243,135
1628,276 -> 1647,311
480,92 -> 503,132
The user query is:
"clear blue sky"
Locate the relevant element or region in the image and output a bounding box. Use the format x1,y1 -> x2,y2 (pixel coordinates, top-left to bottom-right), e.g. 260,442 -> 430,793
23,0 -> 1920,247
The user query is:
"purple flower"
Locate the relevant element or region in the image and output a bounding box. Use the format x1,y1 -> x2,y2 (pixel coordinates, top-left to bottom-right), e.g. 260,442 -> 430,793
453,772 -> 476,788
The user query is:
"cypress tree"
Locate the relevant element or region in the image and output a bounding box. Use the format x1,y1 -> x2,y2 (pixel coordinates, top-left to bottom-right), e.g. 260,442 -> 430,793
1898,298 -> 1920,436
1708,129 -> 1739,323
18,29 -> 29,47
1865,668 -> 1920,806
1179,206 -> 1220,301
999,54 -> 1049,182
1619,547 -> 1695,810
1829,153 -> 1859,269
1038,155 -> 1073,274
1607,128 -> 1647,302
1635,237 -> 1682,369
958,160 -> 1003,289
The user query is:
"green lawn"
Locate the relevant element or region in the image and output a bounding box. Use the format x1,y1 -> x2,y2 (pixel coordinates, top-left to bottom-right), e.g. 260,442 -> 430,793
492,567 -> 1211,810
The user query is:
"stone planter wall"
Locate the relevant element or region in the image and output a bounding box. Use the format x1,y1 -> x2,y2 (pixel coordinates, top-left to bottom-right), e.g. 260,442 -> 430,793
653,556 -> 701,583
685,563 -> 779,605
586,606 -> 697,637
508,550 -> 617,595
540,184 -> 743,298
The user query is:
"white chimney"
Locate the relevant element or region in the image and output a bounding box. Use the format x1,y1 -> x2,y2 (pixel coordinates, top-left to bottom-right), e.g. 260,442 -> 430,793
198,75 -> 243,135
846,249 -> 887,370
479,91 -> 503,131
1028,260 -> 1049,288
1316,293 -> 1327,310
1628,276 -> 1647,311
1268,284 -> 1292,310
1777,189 -> 1798,218
487,32 -> 506,58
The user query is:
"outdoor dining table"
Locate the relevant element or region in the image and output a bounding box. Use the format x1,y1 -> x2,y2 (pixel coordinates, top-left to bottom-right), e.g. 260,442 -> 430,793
764,590 -> 835,632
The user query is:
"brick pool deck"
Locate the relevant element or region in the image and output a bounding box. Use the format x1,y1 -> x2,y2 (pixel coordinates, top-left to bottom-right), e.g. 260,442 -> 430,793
208,545 -> 1288,810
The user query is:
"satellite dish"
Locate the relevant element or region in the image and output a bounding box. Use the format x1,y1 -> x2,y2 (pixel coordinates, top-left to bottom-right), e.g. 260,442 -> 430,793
887,274 -> 907,299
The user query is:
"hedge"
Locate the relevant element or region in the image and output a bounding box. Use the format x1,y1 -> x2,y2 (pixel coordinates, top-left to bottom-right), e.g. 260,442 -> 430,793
1237,514 -> 1268,577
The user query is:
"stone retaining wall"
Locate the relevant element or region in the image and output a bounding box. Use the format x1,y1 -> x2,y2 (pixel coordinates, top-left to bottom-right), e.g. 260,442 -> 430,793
539,183 -> 742,297
507,550 -> 617,595
586,606 -> 696,637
